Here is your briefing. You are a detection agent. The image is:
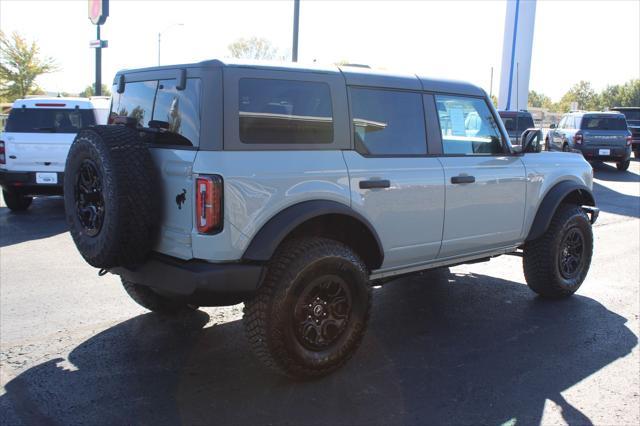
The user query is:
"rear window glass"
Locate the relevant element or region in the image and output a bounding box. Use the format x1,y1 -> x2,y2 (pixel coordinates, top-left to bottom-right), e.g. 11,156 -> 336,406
5,108 -> 96,133
581,116 -> 627,131
111,80 -> 158,128
501,114 -> 534,133
239,78 -> 333,144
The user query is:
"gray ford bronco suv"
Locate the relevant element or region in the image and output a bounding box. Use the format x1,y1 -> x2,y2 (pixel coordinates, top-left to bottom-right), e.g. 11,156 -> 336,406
64,60 -> 599,378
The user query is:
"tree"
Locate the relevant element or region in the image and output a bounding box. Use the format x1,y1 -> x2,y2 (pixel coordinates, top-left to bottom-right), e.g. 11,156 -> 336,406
228,37 -> 278,60
0,30 -> 57,101
79,83 -> 112,98
557,81 -> 598,112
528,90 -> 553,109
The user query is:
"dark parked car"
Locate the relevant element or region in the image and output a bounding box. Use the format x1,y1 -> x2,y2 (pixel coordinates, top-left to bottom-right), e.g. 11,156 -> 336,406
610,107 -> 640,158
498,110 -> 535,145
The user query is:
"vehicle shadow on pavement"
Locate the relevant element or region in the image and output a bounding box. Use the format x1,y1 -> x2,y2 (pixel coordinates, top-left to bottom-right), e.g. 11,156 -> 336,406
591,161 -> 640,183
592,182 -> 640,219
1,269 -> 636,426
0,197 -> 68,247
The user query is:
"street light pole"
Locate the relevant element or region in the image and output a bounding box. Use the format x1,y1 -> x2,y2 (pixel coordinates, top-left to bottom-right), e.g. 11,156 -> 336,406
158,23 -> 183,66
96,24 -> 102,95
292,0 -> 300,62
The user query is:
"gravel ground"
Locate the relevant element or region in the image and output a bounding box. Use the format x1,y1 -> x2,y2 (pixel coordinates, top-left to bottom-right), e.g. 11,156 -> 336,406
1,159 -> 638,426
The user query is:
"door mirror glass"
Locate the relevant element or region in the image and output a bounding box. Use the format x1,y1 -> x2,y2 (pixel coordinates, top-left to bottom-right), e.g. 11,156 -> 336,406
521,128 -> 543,153
549,123 -> 556,129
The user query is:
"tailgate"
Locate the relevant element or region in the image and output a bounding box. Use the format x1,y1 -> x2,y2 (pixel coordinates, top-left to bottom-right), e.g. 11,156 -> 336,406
582,130 -> 628,147
3,132 -> 74,172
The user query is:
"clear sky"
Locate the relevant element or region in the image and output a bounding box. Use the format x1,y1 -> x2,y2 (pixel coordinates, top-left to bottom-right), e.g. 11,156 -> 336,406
1,0 -> 638,101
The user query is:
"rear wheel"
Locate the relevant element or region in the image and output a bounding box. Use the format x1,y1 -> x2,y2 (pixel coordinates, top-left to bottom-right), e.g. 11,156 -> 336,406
523,205 -> 593,298
122,279 -> 196,314
2,189 -> 32,212
562,143 -> 570,152
243,237 -> 371,379
616,159 -> 630,171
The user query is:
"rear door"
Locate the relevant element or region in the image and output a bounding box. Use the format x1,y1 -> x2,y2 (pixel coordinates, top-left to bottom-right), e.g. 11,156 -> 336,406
3,107 -> 95,173
580,114 -> 629,148
111,73 -> 203,260
434,94 -> 526,258
343,88 -> 445,269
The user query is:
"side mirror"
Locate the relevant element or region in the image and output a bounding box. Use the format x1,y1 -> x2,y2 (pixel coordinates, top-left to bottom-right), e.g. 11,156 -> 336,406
116,74 -> 125,94
521,128 -> 543,153
549,123 -> 556,129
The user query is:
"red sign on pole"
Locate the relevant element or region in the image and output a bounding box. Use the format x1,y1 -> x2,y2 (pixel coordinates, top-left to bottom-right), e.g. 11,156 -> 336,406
88,0 -> 109,25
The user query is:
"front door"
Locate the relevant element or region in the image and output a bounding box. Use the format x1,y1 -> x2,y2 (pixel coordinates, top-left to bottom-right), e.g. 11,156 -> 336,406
434,94 -> 526,258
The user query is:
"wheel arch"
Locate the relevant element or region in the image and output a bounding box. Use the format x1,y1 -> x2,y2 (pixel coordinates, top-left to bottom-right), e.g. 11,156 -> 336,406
526,180 -> 595,242
242,200 -> 384,270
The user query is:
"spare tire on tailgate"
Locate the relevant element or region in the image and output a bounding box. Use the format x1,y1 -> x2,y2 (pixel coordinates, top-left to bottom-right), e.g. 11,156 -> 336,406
64,125 -> 160,268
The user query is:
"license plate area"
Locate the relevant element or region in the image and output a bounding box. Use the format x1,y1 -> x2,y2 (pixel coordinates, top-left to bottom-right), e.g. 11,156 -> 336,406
36,172 -> 58,185
598,149 -> 610,156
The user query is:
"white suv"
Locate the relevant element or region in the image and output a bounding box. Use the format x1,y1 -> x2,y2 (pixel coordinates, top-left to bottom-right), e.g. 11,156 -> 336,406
0,97 -> 109,211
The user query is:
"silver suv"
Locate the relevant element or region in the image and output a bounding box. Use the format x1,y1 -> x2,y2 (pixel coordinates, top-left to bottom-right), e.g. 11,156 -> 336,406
63,60 -> 599,378
546,111 -> 632,171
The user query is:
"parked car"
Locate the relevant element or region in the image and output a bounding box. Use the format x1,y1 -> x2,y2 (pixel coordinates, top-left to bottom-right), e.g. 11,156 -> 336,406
0,97 -> 109,211
498,110 -> 535,145
610,107 -> 640,158
546,111 -> 632,171
63,60 -> 598,378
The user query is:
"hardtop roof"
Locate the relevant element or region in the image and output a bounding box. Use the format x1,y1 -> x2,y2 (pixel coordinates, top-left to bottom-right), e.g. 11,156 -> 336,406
114,59 -> 485,96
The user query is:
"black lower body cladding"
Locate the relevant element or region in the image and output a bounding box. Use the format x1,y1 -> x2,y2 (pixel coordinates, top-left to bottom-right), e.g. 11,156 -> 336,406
63,125 -> 160,268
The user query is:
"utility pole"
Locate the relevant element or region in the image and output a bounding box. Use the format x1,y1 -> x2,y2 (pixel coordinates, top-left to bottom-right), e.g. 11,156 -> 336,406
96,25 -> 102,96
292,0 -> 300,62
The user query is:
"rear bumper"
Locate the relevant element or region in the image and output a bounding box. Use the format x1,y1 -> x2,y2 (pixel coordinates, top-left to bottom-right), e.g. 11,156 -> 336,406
110,253 -> 265,305
0,169 -> 64,195
580,145 -> 631,162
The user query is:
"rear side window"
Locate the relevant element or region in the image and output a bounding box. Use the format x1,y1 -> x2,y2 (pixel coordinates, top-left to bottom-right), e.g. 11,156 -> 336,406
435,95 -> 503,155
350,88 -> 427,155
238,78 -> 333,144
152,79 -> 201,146
5,108 -> 95,133
111,80 -> 158,128
581,116 -> 628,131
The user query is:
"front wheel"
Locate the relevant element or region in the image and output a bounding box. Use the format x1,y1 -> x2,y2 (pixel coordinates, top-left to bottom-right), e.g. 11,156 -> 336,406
243,237 -> 371,379
523,205 -> 593,298
616,159 -> 630,171
2,189 -> 32,212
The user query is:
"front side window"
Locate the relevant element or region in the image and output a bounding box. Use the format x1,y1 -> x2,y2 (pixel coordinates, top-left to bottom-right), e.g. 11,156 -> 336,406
350,88 -> 427,155
5,108 -> 95,133
435,95 -> 503,155
152,78 -> 201,146
239,78 -> 333,144
111,80 -> 158,128
558,116 -> 567,129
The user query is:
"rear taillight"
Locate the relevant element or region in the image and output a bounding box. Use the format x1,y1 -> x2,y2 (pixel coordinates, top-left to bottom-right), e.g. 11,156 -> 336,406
195,175 -> 223,234
0,141 -> 5,165
574,132 -> 583,145
626,135 -> 632,146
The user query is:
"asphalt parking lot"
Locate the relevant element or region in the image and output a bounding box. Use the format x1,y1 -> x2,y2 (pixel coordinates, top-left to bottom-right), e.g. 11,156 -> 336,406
1,159 -> 638,426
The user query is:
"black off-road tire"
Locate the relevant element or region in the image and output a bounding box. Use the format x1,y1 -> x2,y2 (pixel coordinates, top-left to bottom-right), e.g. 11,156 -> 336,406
122,279 -> 196,314
63,126 -> 159,268
616,159 -> 630,171
523,205 -> 593,299
2,189 -> 32,212
243,237 -> 371,379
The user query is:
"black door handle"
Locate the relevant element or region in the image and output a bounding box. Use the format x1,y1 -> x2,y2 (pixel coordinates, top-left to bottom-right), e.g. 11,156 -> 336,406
359,179 -> 391,189
451,175 -> 475,184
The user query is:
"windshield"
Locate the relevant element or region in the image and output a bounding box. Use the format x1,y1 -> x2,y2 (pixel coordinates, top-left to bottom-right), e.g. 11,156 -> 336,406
501,115 -> 535,133
5,108 -> 95,133
581,116 -> 628,131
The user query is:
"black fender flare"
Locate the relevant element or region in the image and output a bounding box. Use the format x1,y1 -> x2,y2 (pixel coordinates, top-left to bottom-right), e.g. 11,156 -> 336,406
526,180 -> 596,242
242,200 -> 384,267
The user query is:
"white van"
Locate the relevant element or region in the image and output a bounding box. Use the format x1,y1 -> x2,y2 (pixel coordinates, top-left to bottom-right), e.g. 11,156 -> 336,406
0,97 -> 109,211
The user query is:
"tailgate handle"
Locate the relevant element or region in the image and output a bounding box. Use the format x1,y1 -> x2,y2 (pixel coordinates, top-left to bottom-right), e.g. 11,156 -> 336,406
359,179 -> 390,189
451,175 -> 475,184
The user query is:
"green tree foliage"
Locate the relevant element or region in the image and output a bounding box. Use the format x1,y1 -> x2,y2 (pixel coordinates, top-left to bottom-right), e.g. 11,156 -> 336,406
228,37 -> 278,60
79,84 -> 112,98
528,90 -> 553,109
599,79 -> 639,109
0,31 -> 57,101
557,81 -> 599,112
